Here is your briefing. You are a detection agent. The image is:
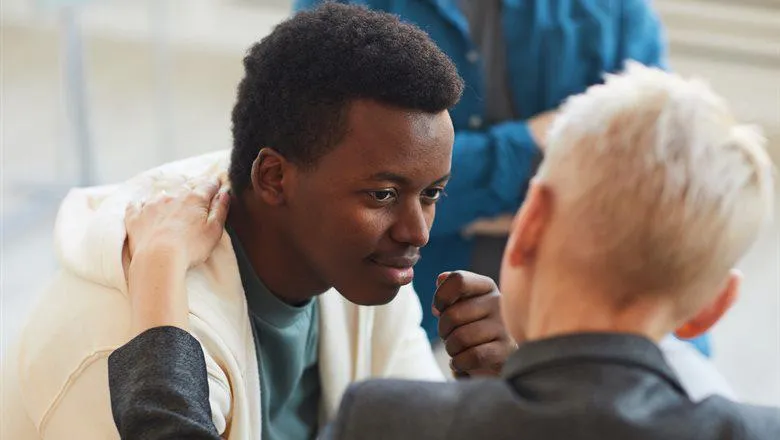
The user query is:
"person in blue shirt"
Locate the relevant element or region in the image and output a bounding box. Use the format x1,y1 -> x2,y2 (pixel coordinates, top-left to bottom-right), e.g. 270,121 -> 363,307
294,0 -> 711,356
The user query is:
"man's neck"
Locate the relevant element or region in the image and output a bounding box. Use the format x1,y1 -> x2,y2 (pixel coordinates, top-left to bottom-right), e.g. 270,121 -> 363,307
523,281 -> 677,344
227,194 -> 330,306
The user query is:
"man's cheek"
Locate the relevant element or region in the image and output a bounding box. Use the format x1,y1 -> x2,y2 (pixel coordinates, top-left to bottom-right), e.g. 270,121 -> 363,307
342,211 -> 388,245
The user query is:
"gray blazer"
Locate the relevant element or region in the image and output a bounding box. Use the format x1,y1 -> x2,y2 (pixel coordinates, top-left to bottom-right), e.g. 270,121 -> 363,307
110,329 -> 779,439
326,333 -> 780,440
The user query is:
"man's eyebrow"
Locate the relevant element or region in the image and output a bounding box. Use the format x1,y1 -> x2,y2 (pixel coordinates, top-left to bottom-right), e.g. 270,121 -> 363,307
368,172 -> 451,185
368,172 -> 411,185
432,173 -> 451,185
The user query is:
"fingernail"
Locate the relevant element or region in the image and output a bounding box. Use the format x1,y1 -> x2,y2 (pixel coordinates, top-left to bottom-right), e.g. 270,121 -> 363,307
436,272 -> 451,288
448,359 -> 461,375
431,305 -> 440,317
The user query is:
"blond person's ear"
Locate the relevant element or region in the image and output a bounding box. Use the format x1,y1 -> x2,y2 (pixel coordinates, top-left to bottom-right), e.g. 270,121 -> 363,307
675,269 -> 741,339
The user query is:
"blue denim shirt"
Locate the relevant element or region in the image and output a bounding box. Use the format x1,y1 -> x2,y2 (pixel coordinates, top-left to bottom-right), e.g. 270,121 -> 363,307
294,0 -> 711,356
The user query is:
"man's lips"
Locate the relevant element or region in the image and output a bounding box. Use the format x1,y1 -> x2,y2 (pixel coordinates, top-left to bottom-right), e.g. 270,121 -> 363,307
369,254 -> 420,269
368,254 -> 420,285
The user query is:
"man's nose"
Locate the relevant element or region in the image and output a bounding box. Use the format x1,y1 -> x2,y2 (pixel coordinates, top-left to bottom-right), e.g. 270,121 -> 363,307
390,200 -> 431,248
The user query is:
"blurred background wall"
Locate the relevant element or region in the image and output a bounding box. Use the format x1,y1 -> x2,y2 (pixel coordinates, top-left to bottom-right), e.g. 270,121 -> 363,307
2,0 -> 779,406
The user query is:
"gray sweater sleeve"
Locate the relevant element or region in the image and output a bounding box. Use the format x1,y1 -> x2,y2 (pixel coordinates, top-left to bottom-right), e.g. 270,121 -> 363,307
108,326 -> 221,439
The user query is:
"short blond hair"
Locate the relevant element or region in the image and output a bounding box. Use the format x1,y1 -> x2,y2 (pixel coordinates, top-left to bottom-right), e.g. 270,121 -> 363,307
537,62 -> 774,296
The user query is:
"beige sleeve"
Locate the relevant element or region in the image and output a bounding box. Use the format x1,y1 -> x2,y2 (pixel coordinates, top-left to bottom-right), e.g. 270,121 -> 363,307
1,344 -> 42,439
33,354 -> 120,439
11,270 -> 236,439
27,348 -> 233,439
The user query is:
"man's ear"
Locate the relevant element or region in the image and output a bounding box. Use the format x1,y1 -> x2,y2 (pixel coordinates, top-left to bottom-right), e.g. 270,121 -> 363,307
506,181 -> 551,268
250,148 -> 288,206
675,270 -> 741,339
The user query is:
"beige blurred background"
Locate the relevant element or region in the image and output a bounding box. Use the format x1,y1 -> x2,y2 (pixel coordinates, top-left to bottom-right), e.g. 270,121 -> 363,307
2,0 -> 779,406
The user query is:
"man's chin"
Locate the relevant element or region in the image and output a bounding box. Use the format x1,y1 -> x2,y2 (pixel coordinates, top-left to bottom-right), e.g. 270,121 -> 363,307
339,283 -> 403,306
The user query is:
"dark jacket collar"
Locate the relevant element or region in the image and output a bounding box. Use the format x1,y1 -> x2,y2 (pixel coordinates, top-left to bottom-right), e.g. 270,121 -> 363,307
502,332 -> 687,396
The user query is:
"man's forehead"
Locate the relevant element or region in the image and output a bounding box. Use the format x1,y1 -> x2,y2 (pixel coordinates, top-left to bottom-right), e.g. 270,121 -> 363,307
314,100 -> 453,184
336,141 -> 452,186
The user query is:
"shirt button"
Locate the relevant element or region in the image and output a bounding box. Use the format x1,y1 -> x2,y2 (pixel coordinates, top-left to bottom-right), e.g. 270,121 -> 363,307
468,115 -> 483,129
466,50 -> 480,64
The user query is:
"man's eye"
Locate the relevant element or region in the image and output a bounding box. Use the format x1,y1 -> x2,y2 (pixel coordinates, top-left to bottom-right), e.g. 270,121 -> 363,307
422,188 -> 445,202
369,189 -> 397,202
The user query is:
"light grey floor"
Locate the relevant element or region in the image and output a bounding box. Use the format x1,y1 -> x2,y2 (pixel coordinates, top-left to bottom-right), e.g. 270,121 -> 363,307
2,13 -> 779,408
